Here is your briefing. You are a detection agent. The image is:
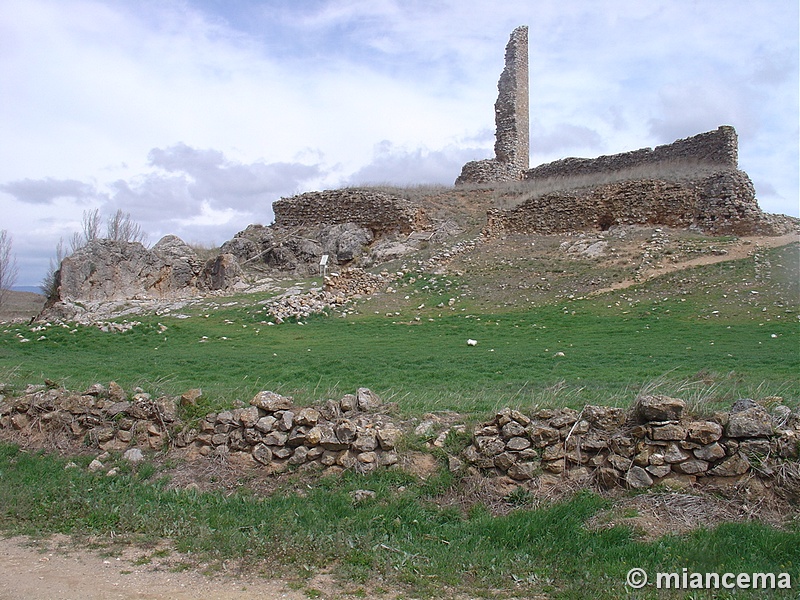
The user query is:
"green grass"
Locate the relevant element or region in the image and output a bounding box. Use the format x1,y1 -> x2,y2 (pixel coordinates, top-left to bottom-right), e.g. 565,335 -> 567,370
0,443 -> 796,598
0,245 -> 797,415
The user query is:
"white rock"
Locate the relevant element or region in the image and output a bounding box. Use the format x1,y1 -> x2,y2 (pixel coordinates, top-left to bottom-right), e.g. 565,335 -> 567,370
123,448 -> 145,464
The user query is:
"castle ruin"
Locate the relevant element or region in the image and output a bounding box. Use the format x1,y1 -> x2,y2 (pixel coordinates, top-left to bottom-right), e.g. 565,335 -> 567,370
456,26 -> 529,184
453,27 -> 787,236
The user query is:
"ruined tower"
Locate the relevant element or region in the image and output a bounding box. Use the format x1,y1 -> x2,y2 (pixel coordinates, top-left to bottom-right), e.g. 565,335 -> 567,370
456,25 -> 529,185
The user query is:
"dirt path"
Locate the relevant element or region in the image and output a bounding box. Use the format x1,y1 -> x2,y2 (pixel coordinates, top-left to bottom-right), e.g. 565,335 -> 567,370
591,232 -> 798,295
0,535 -> 312,600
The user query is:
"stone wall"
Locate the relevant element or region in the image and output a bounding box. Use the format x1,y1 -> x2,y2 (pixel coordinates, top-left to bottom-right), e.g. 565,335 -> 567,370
1,383 -> 796,493
456,26 -> 529,185
485,169 -> 784,236
525,126 -> 739,181
464,395 -> 798,491
272,189 -> 429,235
0,384 -> 402,474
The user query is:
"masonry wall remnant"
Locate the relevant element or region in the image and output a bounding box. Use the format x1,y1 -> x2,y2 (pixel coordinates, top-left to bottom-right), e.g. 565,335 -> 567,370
272,189 -> 429,235
484,126 -> 790,236
456,26 -> 529,185
485,165 -> 774,236
524,126 -> 738,180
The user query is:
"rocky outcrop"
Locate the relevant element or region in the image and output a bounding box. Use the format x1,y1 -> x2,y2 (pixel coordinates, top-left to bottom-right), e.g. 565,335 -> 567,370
222,222 -> 376,277
456,26 -> 529,185
463,395 -> 799,491
40,236 -> 243,320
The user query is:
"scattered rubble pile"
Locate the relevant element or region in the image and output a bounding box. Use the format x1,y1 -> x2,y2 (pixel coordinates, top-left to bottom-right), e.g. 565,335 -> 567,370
0,384 -> 402,474
258,268 -> 395,322
323,268 -> 394,297
464,395 -> 799,493
1,382 -> 797,496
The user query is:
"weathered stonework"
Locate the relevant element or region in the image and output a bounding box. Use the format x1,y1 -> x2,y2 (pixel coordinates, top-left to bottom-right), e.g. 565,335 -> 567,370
456,26 -> 529,185
485,167 -> 779,236
272,189 -> 429,235
463,395 -> 799,492
525,126 -> 738,181
1,384 -> 796,496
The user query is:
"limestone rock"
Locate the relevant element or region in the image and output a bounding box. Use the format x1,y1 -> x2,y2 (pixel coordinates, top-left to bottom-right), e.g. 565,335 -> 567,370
250,391 -> 293,412
122,448 -> 144,464
635,395 -> 686,422
693,442 -> 725,461
650,423 -> 687,441
295,408 -> 320,427
507,461 -> 538,481
673,459 -> 709,475
726,406 -> 773,438
708,452 -> 750,477
626,466 -> 654,489
376,426 -> 402,451
687,421 -> 723,444
180,388 -> 202,407
356,388 -> 381,412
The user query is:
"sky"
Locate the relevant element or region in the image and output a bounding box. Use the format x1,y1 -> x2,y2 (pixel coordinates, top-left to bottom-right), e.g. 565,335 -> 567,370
1,0 -> 798,287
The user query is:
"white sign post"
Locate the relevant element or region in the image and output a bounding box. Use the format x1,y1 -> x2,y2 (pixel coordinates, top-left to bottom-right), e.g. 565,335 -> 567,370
319,254 -> 329,277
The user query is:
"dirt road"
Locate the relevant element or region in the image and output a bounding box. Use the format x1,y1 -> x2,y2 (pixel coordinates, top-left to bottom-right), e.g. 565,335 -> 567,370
0,535 -> 312,600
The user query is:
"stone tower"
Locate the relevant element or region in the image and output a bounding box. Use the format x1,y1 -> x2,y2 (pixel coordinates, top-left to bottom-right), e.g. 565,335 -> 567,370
456,26 -> 529,185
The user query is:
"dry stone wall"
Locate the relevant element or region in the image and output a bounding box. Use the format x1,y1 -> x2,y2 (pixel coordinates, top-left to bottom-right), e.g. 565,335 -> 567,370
1,383 -> 796,494
272,189 -> 429,235
0,384 -> 402,473
464,395 -> 798,491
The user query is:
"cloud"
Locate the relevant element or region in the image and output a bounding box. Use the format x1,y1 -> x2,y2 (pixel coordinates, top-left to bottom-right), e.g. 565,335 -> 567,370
344,140 -> 485,186
147,144 -> 323,210
0,178 -> 97,204
531,123 -> 604,158
2,0 -> 798,287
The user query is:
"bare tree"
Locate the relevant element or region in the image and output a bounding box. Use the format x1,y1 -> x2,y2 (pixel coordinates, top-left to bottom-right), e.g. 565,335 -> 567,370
70,208 -> 102,252
0,230 -> 19,308
106,209 -> 146,244
40,238 -> 67,298
40,209 -> 147,298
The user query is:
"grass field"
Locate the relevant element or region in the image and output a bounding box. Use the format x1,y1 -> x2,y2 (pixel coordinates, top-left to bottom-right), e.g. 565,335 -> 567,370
0,443 -> 797,599
0,242 -> 798,597
1,244 -> 796,417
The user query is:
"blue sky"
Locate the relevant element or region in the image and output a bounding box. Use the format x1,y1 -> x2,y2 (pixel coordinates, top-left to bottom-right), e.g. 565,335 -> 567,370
1,0 -> 798,286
